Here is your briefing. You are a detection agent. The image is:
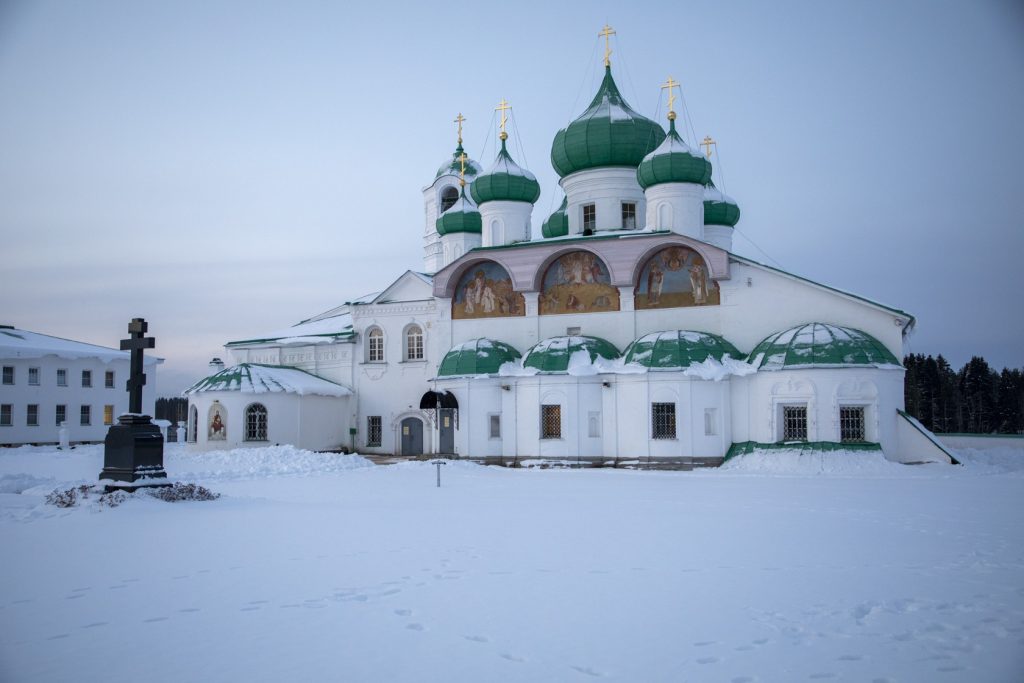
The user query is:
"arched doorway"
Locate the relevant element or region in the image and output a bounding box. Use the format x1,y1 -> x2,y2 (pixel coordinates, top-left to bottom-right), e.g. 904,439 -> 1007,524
400,417 -> 424,456
420,391 -> 459,454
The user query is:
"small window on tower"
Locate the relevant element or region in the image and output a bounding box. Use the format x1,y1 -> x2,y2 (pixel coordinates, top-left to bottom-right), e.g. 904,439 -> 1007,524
440,186 -> 459,213
621,202 -> 636,230
582,204 -> 596,232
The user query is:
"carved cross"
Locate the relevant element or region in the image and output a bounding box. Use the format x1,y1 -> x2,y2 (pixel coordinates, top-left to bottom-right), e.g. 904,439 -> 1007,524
599,24 -> 616,66
701,135 -> 717,159
120,318 -> 155,415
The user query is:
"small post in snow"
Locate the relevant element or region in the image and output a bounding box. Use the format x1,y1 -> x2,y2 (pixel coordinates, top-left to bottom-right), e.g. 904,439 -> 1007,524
431,459 -> 447,488
58,421 -> 69,450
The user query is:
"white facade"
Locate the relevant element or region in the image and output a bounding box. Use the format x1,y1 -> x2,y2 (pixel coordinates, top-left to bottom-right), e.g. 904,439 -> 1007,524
561,167 -> 646,234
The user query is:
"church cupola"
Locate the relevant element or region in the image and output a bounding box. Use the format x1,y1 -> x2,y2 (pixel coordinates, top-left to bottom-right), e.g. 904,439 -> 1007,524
470,99 -> 540,247
551,27 -> 664,235
639,78 -> 709,239
542,195 -> 569,238
435,122 -> 483,268
703,176 -> 740,251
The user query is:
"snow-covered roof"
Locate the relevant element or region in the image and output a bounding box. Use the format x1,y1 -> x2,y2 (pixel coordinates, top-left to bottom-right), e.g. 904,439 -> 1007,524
0,326 -> 161,364
747,323 -> 902,371
226,312 -> 355,348
183,363 -> 352,397
437,338 -> 522,378
624,330 -> 743,370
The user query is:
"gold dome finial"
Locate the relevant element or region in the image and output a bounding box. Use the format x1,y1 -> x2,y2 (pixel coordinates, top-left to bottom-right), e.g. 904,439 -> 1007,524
454,112 -> 466,145
458,151 -> 468,187
496,98 -> 511,141
661,76 -> 680,121
599,24 -> 616,67
701,135 -> 717,159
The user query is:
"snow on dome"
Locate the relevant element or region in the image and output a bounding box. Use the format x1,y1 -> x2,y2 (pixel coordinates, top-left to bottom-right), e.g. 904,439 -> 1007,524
436,191 -> 482,236
470,139 -> 541,205
624,330 -> 747,371
636,119 -> 712,189
522,336 -> 620,374
437,338 -> 521,377
436,144 -> 484,179
703,180 -> 741,227
183,363 -> 352,397
747,323 -> 902,371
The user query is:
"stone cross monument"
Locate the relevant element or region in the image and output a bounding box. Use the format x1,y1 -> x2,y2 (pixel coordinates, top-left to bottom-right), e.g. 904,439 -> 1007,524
99,318 -> 169,489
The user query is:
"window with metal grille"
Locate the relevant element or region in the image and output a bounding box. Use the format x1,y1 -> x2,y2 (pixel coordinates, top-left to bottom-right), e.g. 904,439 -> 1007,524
245,403 -> 268,441
489,414 -> 501,439
582,204 -> 596,231
2,366 -> 13,385
28,367 -> 39,386
80,405 -> 91,426
440,186 -> 459,212
104,405 -> 114,426
367,328 -> 384,362
652,402 -> 677,439
0,404 -> 10,426
840,406 -> 866,442
27,404 -> 38,426
81,370 -> 92,388
56,404 -> 66,427
57,368 -> 67,386
621,202 -> 636,229
105,370 -> 115,388
781,405 -> 808,441
367,416 -> 382,447
405,326 -> 424,361
541,404 -> 561,439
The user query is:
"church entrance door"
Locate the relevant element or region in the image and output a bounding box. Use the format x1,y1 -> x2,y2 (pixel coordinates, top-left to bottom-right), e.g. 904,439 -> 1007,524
438,408 -> 455,454
401,417 -> 423,456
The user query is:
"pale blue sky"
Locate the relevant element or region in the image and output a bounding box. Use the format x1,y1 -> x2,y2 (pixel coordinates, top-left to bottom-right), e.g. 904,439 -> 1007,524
1,0 -> 1022,394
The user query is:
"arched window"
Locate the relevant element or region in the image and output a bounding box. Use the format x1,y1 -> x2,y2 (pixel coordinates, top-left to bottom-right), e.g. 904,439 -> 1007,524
658,202 -> 672,229
440,186 -> 458,213
188,405 -> 198,443
367,327 -> 384,362
245,403 -> 268,441
405,325 -> 424,361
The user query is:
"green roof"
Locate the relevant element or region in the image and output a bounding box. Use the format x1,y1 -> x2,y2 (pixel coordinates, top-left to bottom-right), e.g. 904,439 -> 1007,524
436,189 -> 482,235
636,118 -> 712,189
550,66 -> 666,178
542,195 -> 569,238
437,338 -> 521,377
623,330 -> 742,369
523,335 -> 620,373
747,323 -> 901,370
436,143 -> 483,179
470,139 -> 541,205
183,363 -> 351,397
703,181 -> 741,227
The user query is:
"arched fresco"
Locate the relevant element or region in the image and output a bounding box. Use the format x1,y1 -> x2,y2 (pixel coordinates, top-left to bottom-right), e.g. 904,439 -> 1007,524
540,250 -> 620,315
635,246 -> 720,309
452,261 -> 525,319
208,403 -> 227,441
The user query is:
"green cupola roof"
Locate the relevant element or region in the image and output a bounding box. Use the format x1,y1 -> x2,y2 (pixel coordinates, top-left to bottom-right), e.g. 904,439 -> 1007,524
624,330 -> 742,370
523,335 -> 620,374
436,189 -> 482,236
747,323 -> 901,371
470,138 -> 541,205
438,338 -> 521,377
550,66 -> 666,178
542,195 -> 569,238
436,143 -> 484,180
636,117 -> 712,189
703,180 -> 741,227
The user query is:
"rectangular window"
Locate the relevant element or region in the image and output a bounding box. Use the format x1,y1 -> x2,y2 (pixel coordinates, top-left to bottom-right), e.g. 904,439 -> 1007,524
652,402 -> 677,439
57,368 -> 67,386
104,405 -> 114,426
2,366 -> 13,385
588,411 -> 601,438
541,404 -> 561,439
27,404 -> 38,426
368,330 -> 384,362
105,370 -> 115,388
28,367 -> 40,386
582,203 -> 596,231
367,416 -> 382,447
80,405 -> 91,426
621,202 -> 636,230
82,370 -> 92,388
781,405 -> 808,441
704,408 -> 717,436
1,404 -> 11,426
406,328 -> 424,361
489,414 -> 501,439
840,406 -> 866,443
56,404 -> 66,427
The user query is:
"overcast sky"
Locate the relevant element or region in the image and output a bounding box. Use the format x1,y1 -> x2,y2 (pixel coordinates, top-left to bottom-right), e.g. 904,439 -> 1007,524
1,0 -> 1022,395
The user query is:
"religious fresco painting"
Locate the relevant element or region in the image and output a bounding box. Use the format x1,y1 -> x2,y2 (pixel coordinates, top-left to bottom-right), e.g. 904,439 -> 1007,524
208,403 -> 227,441
635,246 -> 720,309
540,250 -> 620,315
452,261 -> 525,319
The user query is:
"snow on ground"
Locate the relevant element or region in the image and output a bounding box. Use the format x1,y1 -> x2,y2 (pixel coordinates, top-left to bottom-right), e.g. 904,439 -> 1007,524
1,445 -> 1023,682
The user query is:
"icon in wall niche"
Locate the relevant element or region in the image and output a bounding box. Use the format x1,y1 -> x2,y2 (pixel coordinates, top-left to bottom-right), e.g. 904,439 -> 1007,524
452,261 -> 526,319
208,404 -> 227,441
540,250 -> 620,315
635,246 -> 719,309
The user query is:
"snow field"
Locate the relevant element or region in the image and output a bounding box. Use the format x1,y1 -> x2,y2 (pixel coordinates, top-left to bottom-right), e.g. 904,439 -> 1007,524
1,445 -> 1023,682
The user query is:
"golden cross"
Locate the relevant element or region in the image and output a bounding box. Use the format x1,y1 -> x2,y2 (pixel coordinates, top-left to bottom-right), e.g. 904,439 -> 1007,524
458,152 -> 467,187
496,98 -> 511,139
661,76 -> 679,114
454,113 -> 466,144
599,24 -> 616,66
701,135 -> 717,159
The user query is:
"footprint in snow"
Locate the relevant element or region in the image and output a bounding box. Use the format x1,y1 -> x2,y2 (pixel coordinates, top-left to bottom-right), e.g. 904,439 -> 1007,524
500,653 -> 525,663
143,616 -> 169,623
82,622 -> 107,629
731,677 -> 755,683
693,641 -> 716,647
838,654 -> 863,661
178,608 -> 201,613
394,609 -> 413,617
46,634 -> 70,640
808,674 -> 836,679
406,623 -> 425,631
696,657 -> 720,665
569,665 -> 603,677
464,634 -> 489,643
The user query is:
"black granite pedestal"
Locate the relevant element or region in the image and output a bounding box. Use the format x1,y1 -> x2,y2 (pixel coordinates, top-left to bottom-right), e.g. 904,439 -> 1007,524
99,414 -> 170,491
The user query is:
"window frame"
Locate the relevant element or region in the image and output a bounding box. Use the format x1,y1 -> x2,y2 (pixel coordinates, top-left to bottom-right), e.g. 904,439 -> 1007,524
80,405 -> 91,426
244,403 -> 268,442
28,367 -> 40,386
439,185 -> 459,213
582,203 -> 596,231
652,402 -> 677,440
488,414 -> 501,440
2,366 -> 13,385
105,370 -> 115,389
780,404 -> 809,442
26,404 -> 38,426
367,327 -> 385,363
103,404 -> 115,426
621,202 -> 637,230
0,404 -> 12,426
57,368 -> 67,387
541,404 -> 562,440
56,404 -> 66,427
839,405 -> 867,443
404,325 -> 424,362
367,416 -> 382,447
81,370 -> 92,388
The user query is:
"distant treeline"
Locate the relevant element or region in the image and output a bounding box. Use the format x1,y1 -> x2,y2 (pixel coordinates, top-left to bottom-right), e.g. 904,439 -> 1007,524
904,355 -> 1024,434
155,397 -> 188,424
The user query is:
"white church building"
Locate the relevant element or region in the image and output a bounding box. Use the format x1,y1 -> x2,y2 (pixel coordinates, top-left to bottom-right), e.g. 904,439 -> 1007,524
184,45 -> 954,467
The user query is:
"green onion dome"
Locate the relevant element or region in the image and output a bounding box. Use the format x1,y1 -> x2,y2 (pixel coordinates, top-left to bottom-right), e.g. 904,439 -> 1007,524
636,117 -> 712,189
435,189 -> 482,235
470,138 -> 541,205
623,330 -> 742,370
436,143 -> 483,180
703,180 -> 741,227
542,195 -> 569,238
747,323 -> 901,371
523,335 -> 620,373
550,66 -> 666,178
438,338 -> 521,377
